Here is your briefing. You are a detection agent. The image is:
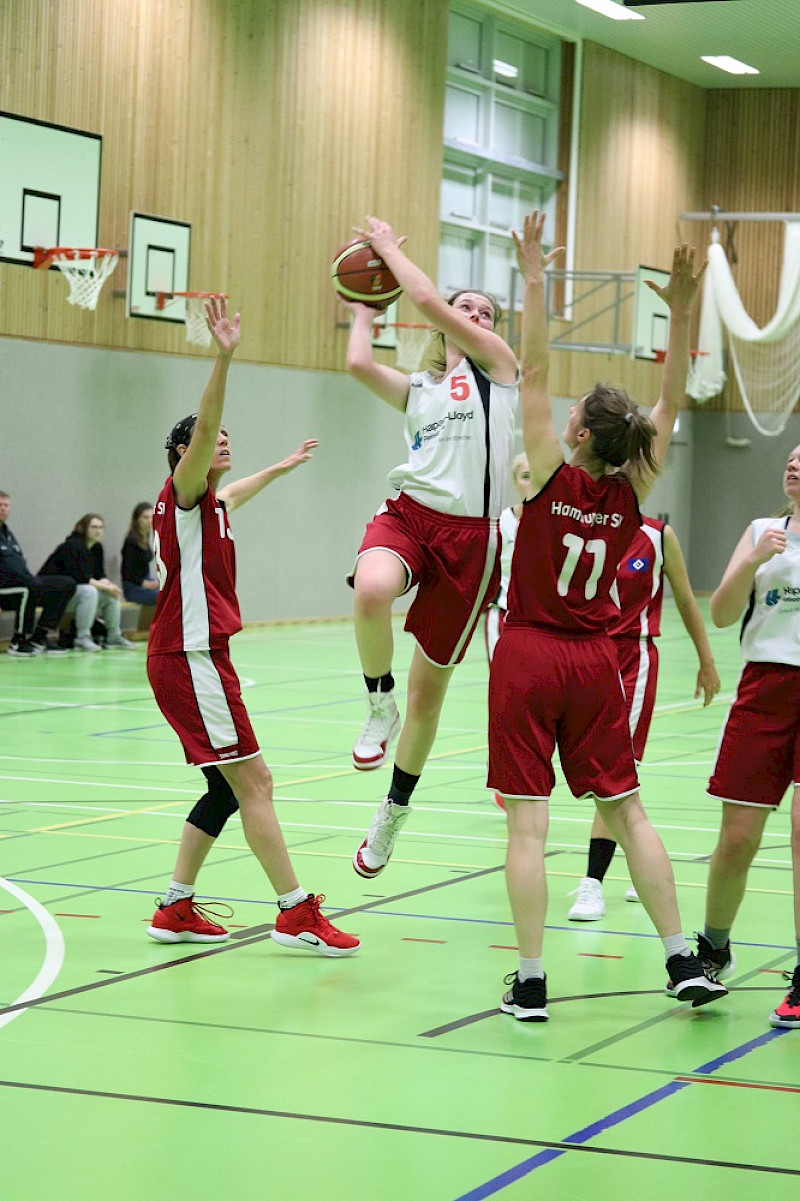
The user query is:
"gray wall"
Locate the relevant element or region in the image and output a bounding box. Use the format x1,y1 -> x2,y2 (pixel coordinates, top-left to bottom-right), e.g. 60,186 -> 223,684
0,336 -> 406,622
3,335 -> 796,617
689,410 -> 800,592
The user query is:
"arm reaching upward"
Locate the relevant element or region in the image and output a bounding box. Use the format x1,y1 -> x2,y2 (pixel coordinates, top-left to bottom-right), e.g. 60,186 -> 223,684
173,296 -> 240,509
354,216 -> 516,383
345,301 -> 410,410
512,211 -> 565,491
217,440 -> 319,514
632,246 -> 706,502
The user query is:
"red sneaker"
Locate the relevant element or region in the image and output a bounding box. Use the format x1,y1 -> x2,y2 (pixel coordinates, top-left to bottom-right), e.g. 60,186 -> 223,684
770,965 -> 800,1028
147,896 -> 232,943
270,894 -> 360,957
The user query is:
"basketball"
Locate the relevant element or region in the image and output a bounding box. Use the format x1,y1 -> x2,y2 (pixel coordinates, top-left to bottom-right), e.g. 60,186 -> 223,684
331,239 -> 402,309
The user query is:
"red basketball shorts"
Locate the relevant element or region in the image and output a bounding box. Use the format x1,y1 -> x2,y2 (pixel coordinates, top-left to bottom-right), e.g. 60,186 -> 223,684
614,636 -> 659,763
708,661 -> 800,808
488,626 -> 639,801
147,645 -> 260,767
349,492 -> 500,667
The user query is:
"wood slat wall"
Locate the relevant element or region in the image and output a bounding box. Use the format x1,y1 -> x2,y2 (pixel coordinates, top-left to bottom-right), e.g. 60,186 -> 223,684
548,41 -> 708,405
0,0 -> 447,368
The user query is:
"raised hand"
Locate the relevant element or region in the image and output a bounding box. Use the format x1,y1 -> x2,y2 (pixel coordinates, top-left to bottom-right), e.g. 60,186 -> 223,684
646,244 -> 707,313
512,210 -> 564,286
204,295 -> 241,358
352,216 -> 407,256
753,525 -> 788,565
277,439 -> 319,474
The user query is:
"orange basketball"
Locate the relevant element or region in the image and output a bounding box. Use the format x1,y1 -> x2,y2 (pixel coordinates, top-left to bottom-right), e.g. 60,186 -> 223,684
331,239 -> 402,309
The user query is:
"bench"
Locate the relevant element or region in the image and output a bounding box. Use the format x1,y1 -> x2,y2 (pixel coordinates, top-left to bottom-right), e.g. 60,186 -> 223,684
0,596 -> 153,651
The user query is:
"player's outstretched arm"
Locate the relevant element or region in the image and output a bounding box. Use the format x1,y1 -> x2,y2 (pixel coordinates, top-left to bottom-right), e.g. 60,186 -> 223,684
344,299 -> 410,410
354,215 -> 516,383
513,211 -> 565,491
662,525 -> 720,706
645,246 -> 706,474
217,439 -> 319,513
173,297 -> 241,508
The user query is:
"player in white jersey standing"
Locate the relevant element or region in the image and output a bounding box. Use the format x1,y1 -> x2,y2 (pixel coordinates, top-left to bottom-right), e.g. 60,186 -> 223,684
567,517 -> 720,919
490,211 -> 724,1021
700,444 -> 800,1028
343,215 -> 518,879
146,297 -> 359,957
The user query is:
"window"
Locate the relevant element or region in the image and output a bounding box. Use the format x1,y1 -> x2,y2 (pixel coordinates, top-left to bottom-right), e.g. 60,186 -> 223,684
440,3 -> 562,308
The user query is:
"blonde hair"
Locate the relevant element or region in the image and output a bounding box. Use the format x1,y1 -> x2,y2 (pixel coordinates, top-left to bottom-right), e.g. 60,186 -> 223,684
511,453 -> 529,483
428,290 -> 503,375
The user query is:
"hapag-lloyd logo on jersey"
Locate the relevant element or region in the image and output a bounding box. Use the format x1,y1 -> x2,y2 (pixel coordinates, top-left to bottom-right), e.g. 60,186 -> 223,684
411,409 -> 475,449
765,585 -> 800,608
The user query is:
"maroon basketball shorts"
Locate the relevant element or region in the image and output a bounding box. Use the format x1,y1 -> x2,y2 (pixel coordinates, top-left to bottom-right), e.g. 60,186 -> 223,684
349,492 -> 500,667
147,644 -> 260,767
614,636 -> 659,763
484,605 -> 507,664
488,626 -> 639,801
708,661 -> 800,808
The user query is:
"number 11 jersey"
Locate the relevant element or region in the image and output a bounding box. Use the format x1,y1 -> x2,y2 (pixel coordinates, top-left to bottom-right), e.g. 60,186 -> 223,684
506,462 -> 641,635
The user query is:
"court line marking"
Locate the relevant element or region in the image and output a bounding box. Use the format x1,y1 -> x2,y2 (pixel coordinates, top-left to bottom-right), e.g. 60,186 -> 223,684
0,876 -> 65,1033
455,1027 -> 792,1200
0,1078 -> 796,1179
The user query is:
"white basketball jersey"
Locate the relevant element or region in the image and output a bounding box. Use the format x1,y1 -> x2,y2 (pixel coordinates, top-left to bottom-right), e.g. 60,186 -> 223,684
495,506 -> 521,610
388,357 -> 518,519
740,517 -> 800,666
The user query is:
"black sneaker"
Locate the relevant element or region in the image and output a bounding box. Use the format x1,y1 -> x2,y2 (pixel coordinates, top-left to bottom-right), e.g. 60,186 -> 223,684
500,971 -> 549,1022
666,952 -> 728,1007
697,931 -> 737,981
769,965 -> 800,1029
7,637 -> 37,657
29,631 -> 69,656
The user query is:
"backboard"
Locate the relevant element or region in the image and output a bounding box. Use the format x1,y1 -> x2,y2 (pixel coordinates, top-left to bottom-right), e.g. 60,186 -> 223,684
632,264 -> 670,360
127,211 -> 191,323
0,111 -> 101,265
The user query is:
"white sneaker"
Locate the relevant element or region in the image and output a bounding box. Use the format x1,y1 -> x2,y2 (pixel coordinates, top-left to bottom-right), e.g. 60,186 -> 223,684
626,886 -> 641,903
105,635 -> 136,649
353,798 -> 410,878
352,689 -> 401,770
567,877 -> 605,921
75,636 -> 101,652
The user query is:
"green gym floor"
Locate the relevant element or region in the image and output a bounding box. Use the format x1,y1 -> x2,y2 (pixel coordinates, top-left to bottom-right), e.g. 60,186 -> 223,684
1,604 -> 798,1200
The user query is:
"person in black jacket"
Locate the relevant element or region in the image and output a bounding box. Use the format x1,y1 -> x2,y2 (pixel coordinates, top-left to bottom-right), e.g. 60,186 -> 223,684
0,489 -> 75,656
121,502 -> 158,606
40,513 -> 135,651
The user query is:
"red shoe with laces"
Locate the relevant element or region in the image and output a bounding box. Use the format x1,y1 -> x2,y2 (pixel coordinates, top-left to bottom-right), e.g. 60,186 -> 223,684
147,896 -> 232,943
270,893 -> 360,957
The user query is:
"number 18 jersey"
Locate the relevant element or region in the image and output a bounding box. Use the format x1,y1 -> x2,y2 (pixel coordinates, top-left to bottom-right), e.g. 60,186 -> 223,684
506,462 -> 641,635
149,478 -> 242,655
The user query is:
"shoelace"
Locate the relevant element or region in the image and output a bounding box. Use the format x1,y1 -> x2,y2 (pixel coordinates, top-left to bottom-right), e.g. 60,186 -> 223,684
369,806 -> 405,856
302,893 -> 336,932
779,969 -> 800,1005
568,879 -> 599,902
157,897 -> 234,923
361,696 -> 394,741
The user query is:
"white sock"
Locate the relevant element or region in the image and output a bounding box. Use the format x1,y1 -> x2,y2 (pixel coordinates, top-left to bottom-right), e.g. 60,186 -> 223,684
518,956 -> 544,981
662,933 -> 690,959
278,886 -> 308,910
164,880 -> 195,907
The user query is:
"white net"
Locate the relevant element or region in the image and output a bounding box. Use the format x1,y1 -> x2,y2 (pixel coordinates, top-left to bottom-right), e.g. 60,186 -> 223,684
52,250 -> 118,311
183,297 -> 213,347
688,224 -> 800,436
395,324 -> 434,372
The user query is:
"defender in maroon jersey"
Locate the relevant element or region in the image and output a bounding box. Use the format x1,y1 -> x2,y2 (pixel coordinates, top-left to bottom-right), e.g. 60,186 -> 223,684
145,297 -> 359,956
490,212 -> 724,1020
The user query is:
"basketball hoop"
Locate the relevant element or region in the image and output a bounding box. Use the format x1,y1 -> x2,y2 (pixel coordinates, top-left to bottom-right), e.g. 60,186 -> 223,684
155,292 -> 228,347
375,322 -> 435,372
33,247 -> 119,311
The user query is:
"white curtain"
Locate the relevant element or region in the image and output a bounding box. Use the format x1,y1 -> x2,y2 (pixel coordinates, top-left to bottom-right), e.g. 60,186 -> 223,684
687,222 -> 800,435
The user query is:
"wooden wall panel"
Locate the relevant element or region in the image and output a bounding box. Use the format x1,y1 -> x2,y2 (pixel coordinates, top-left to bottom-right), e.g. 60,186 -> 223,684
0,0 -> 447,368
549,42 -> 707,406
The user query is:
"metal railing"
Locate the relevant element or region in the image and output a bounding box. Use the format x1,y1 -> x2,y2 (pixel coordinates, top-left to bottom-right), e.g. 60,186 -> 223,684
506,268 -> 636,356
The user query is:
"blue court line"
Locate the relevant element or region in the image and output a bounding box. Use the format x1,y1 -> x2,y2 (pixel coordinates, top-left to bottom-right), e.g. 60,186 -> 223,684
454,1028 -> 789,1200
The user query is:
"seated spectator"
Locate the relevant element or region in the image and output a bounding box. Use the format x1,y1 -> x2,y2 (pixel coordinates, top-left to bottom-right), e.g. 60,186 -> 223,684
0,489 -> 75,656
121,502 -> 158,606
40,514 -> 135,651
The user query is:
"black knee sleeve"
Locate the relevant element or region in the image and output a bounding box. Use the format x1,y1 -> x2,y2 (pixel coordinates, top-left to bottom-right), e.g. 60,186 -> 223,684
186,766 -> 240,837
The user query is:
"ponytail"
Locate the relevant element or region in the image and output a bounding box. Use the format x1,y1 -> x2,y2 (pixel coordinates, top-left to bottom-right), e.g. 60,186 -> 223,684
583,384 -> 658,477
